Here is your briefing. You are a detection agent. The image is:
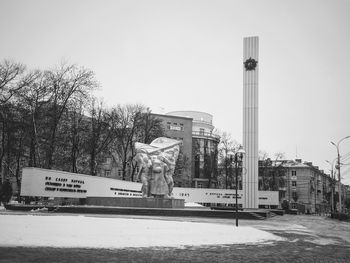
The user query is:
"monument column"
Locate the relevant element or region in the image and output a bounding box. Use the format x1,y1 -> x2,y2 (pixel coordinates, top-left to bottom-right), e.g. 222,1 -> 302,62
243,36 -> 259,209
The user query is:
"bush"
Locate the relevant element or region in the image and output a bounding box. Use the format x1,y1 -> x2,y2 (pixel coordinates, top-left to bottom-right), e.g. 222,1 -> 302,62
0,180 -> 13,204
331,212 -> 350,221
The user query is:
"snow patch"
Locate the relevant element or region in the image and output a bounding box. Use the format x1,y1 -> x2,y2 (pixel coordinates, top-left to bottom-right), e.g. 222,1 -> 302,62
0,214 -> 283,248
184,202 -> 204,207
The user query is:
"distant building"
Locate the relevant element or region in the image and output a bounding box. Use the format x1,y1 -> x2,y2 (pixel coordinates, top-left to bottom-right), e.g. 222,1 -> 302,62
150,113 -> 193,187
259,159 -> 334,213
166,111 -> 220,188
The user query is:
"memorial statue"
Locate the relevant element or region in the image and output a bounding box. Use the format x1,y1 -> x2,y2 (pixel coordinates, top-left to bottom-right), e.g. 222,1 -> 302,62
135,137 -> 181,198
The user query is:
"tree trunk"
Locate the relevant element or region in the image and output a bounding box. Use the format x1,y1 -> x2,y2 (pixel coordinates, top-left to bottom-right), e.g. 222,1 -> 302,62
46,116 -> 58,169
15,136 -> 23,198
90,148 -> 96,176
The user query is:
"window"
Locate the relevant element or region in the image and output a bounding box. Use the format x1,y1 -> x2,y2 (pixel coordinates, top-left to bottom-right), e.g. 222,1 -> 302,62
292,171 -> 296,176
179,144 -> 183,152
117,169 -> 122,177
292,181 -> 297,187
197,183 -> 203,188
199,128 -> 205,135
104,170 -> 111,177
280,191 -> 285,199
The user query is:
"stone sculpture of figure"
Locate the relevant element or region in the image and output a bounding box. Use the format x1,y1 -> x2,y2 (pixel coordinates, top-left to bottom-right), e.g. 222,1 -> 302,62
148,154 -> 169,197
159,146 -> 179,198
135,150 -> 152,197
135,137 -> 181,198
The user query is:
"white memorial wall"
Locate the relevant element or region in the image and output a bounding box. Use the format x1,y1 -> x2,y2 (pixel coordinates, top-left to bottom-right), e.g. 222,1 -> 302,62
20,167 -> 279,206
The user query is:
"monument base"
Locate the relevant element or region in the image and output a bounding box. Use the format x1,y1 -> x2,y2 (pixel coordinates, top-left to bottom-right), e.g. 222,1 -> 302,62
86,197 -> 185,209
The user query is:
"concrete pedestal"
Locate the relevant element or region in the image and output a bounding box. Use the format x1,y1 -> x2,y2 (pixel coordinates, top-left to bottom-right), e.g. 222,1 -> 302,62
86,197 -> 184,209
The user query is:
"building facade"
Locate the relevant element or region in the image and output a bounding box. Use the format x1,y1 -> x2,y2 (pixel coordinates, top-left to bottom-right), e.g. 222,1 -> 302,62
166,111 -> 220,188
259,159 -> 334,213
96,111 -> 221,189
150,113 -> 193,187
283,160 -> 331,214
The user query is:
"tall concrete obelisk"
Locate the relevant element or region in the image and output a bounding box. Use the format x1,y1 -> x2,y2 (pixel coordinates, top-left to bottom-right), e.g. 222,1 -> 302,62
243,36 -> 259,209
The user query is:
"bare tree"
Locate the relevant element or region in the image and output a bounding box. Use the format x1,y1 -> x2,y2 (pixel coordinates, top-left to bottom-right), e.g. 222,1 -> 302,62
109,104 -> 145,180
274,152 -> 285,161
43,63 -> 98,169
258,151 -> 286,191
138,109 -> 164,144
217,131 -> 238,189
68,102 -> 85,173
258,152 -> 272,190
0,60 -> 26,105
85,99 -> 116,176
17,70 -> 51,167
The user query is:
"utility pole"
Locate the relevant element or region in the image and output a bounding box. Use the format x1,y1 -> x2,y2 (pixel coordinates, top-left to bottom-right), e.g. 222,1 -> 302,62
331,135 -> 350,213
326,159 -> 337,214
330,169 -> 334,213
336,157 -> 341,212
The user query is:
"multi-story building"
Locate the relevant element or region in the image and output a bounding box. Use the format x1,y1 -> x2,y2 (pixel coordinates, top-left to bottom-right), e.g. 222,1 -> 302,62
150,113 -> 193,187
344,185 -> 350,212
259,159 -> 334,213
166,111 -> 220,188
97,110 -> 220,189
283,159 -> 332,214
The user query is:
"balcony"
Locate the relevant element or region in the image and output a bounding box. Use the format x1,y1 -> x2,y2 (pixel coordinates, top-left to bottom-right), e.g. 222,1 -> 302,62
192,131 -> 220,142
193,119 -> 213,126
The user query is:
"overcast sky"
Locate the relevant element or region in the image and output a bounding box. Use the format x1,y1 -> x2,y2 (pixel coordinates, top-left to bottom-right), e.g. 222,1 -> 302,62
1,0 -> 350,183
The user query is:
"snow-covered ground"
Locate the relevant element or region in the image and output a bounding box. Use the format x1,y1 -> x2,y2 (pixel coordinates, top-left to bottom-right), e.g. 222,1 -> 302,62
184,202 -> 205,208
0,214 -> 283,248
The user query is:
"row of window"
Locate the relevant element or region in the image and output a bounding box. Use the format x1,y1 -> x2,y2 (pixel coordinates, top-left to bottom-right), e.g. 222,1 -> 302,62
168,137 -> 184,146
167,122 -> 184,126
166,122 -> 184,132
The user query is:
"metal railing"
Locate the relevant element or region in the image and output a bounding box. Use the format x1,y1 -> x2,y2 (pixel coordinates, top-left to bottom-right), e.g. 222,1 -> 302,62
192,131 -> 220,141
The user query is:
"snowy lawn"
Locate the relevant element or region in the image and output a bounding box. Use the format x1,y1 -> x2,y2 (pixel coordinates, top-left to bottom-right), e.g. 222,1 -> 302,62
0,214 -> 283,248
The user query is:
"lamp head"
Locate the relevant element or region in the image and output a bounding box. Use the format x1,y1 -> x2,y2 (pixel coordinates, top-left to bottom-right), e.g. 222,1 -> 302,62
237,145 -> 245,155
227,150 -> 235,162
236,145 -> 245,161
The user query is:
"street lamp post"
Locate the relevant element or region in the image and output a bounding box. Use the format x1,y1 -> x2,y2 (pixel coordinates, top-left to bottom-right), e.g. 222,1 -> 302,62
229,145 -> 245,227
331,135 -> 350,213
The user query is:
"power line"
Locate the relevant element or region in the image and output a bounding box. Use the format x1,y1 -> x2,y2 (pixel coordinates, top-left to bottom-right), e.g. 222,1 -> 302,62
340,151 -> 350,161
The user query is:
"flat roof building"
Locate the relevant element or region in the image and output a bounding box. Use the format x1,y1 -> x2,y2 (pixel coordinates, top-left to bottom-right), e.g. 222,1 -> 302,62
151,113 -> 193,187
166,111 -> 220,188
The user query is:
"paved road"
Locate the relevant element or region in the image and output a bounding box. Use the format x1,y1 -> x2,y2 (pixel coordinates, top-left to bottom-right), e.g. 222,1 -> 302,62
0,212 -> 349,262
